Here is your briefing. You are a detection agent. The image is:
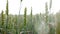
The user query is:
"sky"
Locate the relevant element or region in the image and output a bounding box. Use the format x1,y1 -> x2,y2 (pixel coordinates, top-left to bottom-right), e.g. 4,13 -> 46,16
0,0 -> 60,15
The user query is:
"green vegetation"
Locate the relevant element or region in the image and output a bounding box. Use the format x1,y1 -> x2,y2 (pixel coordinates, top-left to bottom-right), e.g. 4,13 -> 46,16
45,2 -> 48,24
56,11 -> 60,34
6,0 -> 9,34
1,10 -> 4,28
23,7 -> 27,34
0,0 -> 60,34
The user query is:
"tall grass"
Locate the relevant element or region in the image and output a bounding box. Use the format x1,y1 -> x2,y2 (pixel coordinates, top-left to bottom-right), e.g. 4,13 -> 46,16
0,0 -> 57,34
1,10 -> 4,28
1,10 -> 4,34
18,0 -> 23,34
45,2 -> 48,24
6,0 -> 9,34
56,11 -> 60,34
30,7 -> 33,32
49,0 -> 52,9
24,7 -> 27,29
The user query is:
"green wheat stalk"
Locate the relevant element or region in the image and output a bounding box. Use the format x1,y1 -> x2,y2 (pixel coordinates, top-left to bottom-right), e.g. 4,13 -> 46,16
24,7 -> 27,34
6,0 -> 9,34
1,10 -> 4,28
24,7 -> 27,27
45,2 -> 48,24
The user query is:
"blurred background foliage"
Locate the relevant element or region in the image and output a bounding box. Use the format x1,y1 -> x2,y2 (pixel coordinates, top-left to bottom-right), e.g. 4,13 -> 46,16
0,0 -> 60,34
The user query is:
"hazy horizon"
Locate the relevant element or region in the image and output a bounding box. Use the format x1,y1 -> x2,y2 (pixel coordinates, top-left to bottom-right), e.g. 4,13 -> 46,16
0,0 -> 60,15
